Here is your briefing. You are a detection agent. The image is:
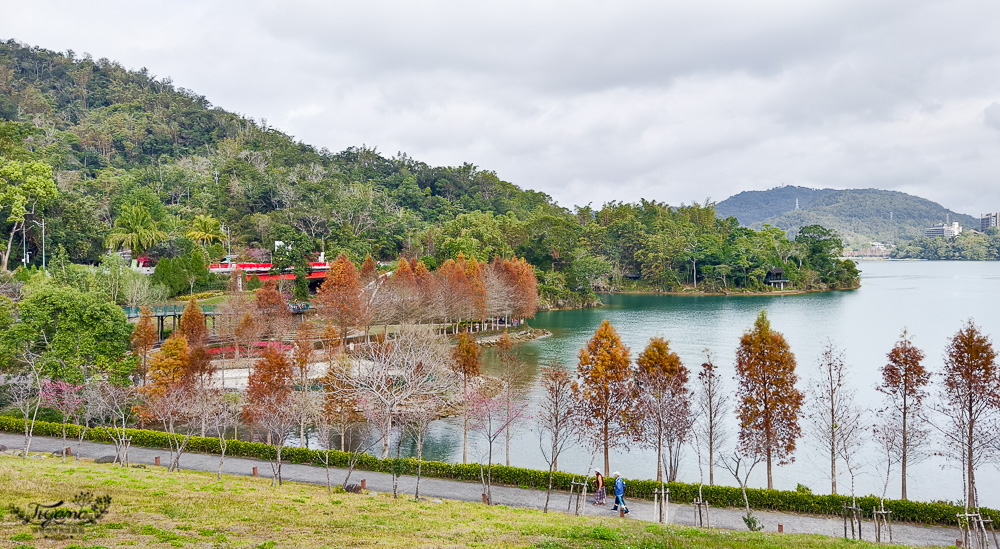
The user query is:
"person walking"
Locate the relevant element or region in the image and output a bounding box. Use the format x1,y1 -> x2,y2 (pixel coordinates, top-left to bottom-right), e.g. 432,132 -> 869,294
593,469 -> 606,505
611,471 -> 629,515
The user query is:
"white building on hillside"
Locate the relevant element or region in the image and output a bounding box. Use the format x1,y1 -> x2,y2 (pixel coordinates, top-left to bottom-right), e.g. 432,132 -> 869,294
924,222 -> 963,238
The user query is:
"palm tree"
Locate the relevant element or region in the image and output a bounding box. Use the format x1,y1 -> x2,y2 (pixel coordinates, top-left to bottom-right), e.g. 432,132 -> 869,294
186,214 -> 224,245
105,203 -> 168,257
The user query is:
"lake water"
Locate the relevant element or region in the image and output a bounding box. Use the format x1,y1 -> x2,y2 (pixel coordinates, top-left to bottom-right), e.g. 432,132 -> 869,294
402,260 -> 1000,507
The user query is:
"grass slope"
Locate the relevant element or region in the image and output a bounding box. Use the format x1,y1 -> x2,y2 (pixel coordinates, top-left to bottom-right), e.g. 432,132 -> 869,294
1,454 -> 924,549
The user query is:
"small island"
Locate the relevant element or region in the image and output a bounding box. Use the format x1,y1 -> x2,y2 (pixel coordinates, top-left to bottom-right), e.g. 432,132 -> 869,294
538,202 -> 859,310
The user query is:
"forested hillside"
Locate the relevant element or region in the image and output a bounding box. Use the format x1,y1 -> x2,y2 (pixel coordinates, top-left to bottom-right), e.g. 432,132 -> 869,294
717,186 -> 978,249
892,229 -> 1000,260
716,186 -> 837,226
0,39 -> 857,302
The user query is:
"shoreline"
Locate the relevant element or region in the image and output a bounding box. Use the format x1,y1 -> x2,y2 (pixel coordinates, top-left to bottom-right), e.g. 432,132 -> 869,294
602,285 -> 861,298
476,327 -> 552,346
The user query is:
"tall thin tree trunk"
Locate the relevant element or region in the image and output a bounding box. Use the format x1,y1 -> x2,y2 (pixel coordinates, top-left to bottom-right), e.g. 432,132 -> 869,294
544,460 -> 555,513
656,421 -> 663,483
767,450 -> 773,490
603,418 -> 610,477
381,416 -> 391,459
324,451 -> 331,492
61,420 -> 68,463
463,376 -> 469,463
218,439 -> 227,482
486,441 -> 494,505
967,401 -> 975,510
901,401 -> 908,500
415,426 -> 424,500
708,427 -> 715,486
830,392 -> 837,495
505,422 -> 510,467
830,437 -> 837,495
553,432 -> 558,471
392,442 -> 400,498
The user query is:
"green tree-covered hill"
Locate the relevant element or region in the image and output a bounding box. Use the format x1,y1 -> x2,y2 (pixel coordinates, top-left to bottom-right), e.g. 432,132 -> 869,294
717,186 -> 978,249
0,39 -> 857,304
715,186 -> 837,226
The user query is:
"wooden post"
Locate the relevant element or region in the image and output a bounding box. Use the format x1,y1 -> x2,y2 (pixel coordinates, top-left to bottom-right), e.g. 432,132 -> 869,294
361,479 -> 366,490
569,477 -> 588,516
778,523 -> 783,533
252,466 -> 258,477
154,456 -> 160,466
663,484 -> 669,524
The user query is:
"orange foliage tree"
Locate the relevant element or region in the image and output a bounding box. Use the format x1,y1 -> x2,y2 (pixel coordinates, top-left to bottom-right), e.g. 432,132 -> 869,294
390,257 -> 419,323
877,329 -> 930,500
359,254 -> 378,287
636,336 -> 690,483
255,279 -> 290,340
178,296 -> 212,387
437,257 -> 470,327
465,256 -> 486,328
244,346 -> 297,485
412,259 -> 433,323
452,331 -> 481,463
291,321 -> 318,447
318,253 -> 360,346
244,346 -> 294,424
734,310 -> 803,490
179,296 -> 208,344
509,257 -> 538,322
937,320 -> 1000,511
572,319 -> 638,477
142,332 -> 192,443
142,331 -> 198,461
147,333 -> 190,393
130,306 -> 157,386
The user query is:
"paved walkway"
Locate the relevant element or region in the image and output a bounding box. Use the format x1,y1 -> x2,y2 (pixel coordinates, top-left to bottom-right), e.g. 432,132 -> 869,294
0,433 -> 962,547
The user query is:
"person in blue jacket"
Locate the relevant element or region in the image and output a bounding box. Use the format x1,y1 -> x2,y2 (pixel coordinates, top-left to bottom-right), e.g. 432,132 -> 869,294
611,471 -> 629,515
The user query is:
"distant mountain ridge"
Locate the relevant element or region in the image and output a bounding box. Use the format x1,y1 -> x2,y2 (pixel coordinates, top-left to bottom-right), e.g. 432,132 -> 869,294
716,186 -> 978,249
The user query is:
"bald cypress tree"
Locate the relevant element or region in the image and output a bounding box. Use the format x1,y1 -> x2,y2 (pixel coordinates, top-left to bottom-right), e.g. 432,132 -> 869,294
877,329 -> 930,500
572,320 -> 638,477
735,310 -> 803,490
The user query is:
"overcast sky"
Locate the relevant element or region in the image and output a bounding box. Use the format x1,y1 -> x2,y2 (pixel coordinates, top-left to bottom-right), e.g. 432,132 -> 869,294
6,0 -> 1000,214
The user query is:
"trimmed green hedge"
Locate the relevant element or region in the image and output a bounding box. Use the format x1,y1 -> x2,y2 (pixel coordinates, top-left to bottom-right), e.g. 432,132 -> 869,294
1,416 -> 992,526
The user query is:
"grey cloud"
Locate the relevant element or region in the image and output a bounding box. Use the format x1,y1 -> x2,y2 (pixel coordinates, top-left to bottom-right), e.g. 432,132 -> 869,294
985,103 -> 1000,131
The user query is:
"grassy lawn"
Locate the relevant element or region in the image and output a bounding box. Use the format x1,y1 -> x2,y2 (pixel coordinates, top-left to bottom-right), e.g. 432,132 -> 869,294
1,454 -> 924,549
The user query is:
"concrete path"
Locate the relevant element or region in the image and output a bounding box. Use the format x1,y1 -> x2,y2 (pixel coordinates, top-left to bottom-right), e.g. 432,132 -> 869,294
0,433 -> 963,547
